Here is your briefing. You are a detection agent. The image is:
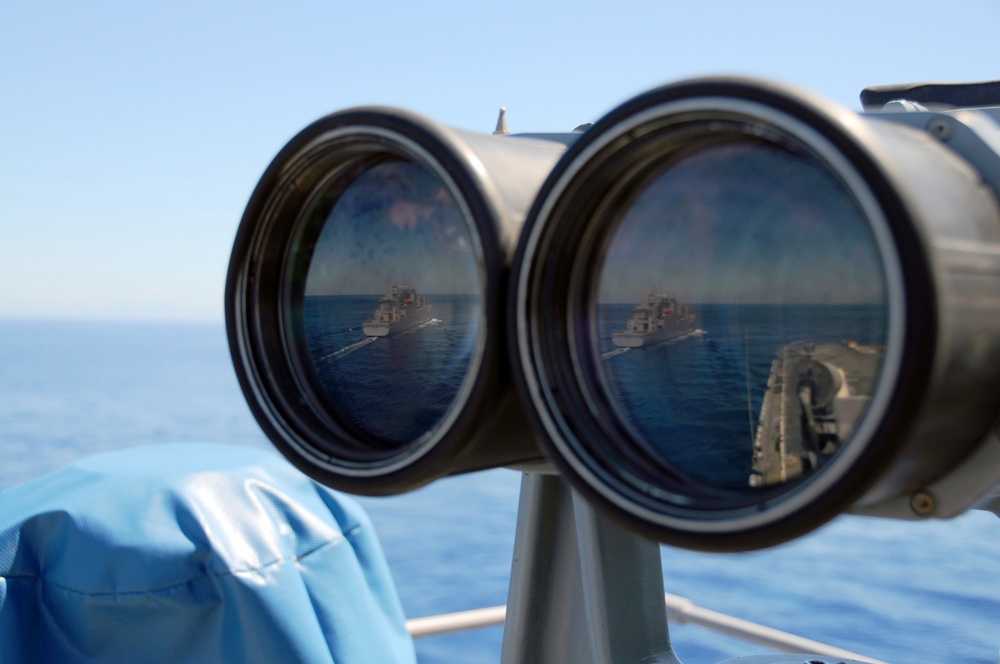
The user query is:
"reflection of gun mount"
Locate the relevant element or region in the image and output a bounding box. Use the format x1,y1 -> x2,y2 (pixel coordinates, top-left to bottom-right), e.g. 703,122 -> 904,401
751,341 -> 884,488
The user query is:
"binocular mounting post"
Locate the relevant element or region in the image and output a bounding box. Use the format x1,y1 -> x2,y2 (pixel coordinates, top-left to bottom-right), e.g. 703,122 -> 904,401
500,471 -> 681,664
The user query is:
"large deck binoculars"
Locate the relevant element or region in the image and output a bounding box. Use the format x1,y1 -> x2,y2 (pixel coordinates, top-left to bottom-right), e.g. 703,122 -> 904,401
227,77 -> 1000,552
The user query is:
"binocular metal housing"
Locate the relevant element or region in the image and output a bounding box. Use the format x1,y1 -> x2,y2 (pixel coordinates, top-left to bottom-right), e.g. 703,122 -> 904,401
227,77 -> 1000,551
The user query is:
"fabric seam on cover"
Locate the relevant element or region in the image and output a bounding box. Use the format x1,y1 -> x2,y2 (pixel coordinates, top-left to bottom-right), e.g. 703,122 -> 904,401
0,522 -> 368,598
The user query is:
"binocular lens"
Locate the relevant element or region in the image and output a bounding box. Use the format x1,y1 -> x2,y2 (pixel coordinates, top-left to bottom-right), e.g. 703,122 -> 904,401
299,160 -> 484,448
512,81 -> 925,548
593,139 -> 889,492
230,107 -> 563,493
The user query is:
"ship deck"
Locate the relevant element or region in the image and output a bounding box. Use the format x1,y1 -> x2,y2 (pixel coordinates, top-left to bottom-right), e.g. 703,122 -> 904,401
750,341 -> 882,487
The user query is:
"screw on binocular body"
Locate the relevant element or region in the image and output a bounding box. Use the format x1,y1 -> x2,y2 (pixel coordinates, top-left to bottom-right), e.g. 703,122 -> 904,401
910,489 -> 936,516
927,117 -> 954,141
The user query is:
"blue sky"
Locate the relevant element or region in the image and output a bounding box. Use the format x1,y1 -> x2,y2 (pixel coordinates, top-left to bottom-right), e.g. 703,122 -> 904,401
2,0 -> 998,321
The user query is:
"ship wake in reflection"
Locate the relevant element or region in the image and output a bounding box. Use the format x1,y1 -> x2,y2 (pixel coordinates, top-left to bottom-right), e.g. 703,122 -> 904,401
601,329 -> 706,360
304,295 -> 479,443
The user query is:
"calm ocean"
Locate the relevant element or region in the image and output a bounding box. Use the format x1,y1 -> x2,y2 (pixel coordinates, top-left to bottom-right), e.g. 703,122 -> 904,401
1,319 -> 998,663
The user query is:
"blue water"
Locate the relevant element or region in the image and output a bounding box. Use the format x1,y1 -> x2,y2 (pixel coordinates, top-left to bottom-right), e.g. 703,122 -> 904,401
1,319 -> 999,663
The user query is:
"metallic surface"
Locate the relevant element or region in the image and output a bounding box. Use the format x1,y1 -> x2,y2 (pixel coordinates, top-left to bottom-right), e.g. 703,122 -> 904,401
500,473 -> 679,664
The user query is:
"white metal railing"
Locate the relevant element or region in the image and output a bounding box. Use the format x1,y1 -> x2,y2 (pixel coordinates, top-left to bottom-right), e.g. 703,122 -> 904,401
406,605 -> 506,639
660,593 -> 887,663
404,593 -> 888,664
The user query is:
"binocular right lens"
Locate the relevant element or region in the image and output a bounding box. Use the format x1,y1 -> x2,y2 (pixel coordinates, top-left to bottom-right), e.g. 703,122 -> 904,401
593,137 -> 890,492
513,78 -> 1000,550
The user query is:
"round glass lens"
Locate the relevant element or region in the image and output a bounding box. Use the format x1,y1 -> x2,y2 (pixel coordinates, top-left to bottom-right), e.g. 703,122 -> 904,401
594,139 -> 888,492
301,160 -> 483,447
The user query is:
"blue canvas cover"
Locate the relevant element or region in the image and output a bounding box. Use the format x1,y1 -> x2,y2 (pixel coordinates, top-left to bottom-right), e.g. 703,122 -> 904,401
0,443 -> 417,663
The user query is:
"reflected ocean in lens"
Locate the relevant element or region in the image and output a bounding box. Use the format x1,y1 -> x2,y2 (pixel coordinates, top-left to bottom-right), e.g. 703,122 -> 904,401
596,303 -> 886,490
305,294 -> 480,444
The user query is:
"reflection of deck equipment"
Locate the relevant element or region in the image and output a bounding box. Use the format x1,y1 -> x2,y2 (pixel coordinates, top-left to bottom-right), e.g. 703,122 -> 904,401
750,341 -> 882,488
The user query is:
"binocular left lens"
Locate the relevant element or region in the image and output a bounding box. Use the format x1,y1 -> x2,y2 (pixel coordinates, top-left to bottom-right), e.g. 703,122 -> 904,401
299,159 -> 481,448
227,108 -> 569,493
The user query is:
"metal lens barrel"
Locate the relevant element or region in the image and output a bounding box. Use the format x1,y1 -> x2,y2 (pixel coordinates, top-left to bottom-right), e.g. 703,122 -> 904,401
228,108 -> 567,494
513,78 -> 1000,550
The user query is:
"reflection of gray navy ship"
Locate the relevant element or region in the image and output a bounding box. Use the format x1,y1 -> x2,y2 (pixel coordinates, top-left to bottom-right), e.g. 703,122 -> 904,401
362,285 -> 433,337
749,341 -> 882,487
611,294 -> 697,348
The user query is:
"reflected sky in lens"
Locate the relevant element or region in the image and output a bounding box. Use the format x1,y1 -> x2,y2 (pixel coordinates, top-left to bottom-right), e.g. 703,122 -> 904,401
302,161 -> 482,446
598,142 -> 885,306
595,140 -> 888,492
306,161 -> 480,296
